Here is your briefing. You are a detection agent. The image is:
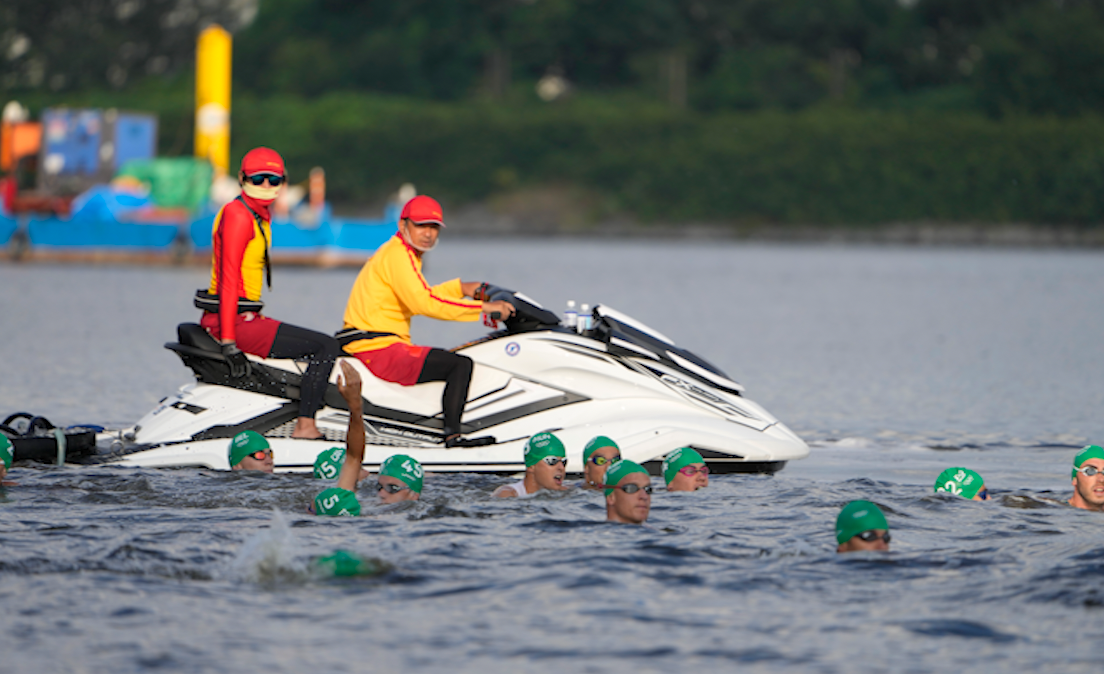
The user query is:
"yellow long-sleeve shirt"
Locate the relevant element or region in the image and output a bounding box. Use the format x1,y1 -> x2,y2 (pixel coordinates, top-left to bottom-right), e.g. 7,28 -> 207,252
342,233 -> 482,354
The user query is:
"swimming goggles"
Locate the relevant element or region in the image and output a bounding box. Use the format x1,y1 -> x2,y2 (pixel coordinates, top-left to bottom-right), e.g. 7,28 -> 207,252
245,173 -> 285,186
589,455 -> 621,466
246,449 -> 273,461
375,482 -> 407,494
1075,465 -> 1104,477
678,465 -> 709,477
976,488 -> 990,500
857,530 -> 891,543
541,456 -> 568,467
610,483 -> 653,495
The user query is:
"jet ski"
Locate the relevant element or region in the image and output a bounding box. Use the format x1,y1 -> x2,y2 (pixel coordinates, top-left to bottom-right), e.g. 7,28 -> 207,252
102,286 -> 808,474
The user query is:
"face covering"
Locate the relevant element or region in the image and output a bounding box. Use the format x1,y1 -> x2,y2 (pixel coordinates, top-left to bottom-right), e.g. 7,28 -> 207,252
242,182 -> 281,201
400,223 -> 437,252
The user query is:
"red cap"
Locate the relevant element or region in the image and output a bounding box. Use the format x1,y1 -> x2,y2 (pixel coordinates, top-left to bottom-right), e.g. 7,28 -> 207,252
240,147 -> 285,177
400,195 -> 445,226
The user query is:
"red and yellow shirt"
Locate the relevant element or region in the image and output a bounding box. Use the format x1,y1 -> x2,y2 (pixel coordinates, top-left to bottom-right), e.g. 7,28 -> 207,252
207,197 -> 272,342
342,233 -> 482,353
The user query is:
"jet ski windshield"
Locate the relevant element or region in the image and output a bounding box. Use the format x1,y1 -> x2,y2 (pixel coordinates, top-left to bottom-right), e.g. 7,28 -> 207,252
592,305 -> 744,395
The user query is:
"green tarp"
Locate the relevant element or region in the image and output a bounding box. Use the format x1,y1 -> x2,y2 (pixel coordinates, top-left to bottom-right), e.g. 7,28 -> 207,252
117,158 -> 212,211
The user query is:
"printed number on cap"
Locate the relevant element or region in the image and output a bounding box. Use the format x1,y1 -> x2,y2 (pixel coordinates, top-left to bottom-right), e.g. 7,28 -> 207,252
402,460 -> 424,478
321,464 -> 338,479
323,494 -> 340,509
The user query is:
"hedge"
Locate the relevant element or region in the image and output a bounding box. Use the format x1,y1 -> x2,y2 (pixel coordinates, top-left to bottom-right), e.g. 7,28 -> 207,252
19,88 -> 1104,225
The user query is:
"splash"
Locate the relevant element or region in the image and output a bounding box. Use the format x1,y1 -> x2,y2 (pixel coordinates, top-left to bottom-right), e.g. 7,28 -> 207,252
225,509 -> 308,586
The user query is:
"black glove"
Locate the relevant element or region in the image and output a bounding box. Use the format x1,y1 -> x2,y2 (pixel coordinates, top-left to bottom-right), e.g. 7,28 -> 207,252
222,343 -> 252,378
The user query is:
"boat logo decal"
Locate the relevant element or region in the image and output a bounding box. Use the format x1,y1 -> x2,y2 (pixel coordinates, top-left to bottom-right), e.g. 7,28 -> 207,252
505,342 -> 520,356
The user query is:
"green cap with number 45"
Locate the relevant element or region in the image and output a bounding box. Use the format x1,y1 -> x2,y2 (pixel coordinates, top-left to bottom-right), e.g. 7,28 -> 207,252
379,454 -> 423,493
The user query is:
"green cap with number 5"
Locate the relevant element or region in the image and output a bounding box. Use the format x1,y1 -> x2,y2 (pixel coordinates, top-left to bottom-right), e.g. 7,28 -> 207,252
380,454 -> 423,493
313,487 -> 361,517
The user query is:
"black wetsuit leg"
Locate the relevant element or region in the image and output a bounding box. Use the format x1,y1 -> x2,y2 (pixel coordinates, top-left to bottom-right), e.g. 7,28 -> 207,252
267,323 -> 341,418
416,348 -> 474,437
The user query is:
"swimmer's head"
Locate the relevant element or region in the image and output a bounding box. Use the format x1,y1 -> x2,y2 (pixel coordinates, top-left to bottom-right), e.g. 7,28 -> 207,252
312,550 -> 382,577
229,430 -> 273,473
1072,445 -> 1104,479
934,467 -> 987,500
379,454 -> 424,494
0,434 -> 12,471
836,500 -> 890,550
604,459 -> 650,497
583,436 -> 619,464
604,459 -> 652,524
313,487 -> 361,517
524,431 -> 565,467
313,447 -> 345,480
662,447 -> 709,491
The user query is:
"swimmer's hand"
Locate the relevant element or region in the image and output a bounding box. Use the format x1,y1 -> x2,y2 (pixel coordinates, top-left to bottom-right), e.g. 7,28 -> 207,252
482,300 -> 515,321
337,360 -> 363,406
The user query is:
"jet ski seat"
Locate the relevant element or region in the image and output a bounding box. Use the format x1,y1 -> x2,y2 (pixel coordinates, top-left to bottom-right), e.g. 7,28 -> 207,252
177,323 -> 222,354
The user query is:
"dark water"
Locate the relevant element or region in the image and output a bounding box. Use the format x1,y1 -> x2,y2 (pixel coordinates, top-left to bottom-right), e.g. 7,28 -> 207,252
2,241 -> 1103,672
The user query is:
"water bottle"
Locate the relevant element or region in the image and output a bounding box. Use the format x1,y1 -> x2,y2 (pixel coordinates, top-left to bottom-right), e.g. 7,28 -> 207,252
563,300 -> 577,330
579,304 -> 591,332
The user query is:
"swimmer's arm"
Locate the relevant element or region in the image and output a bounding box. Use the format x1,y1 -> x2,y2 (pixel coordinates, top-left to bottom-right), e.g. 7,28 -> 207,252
336,360 -> 365,493
492,485 -> 517,498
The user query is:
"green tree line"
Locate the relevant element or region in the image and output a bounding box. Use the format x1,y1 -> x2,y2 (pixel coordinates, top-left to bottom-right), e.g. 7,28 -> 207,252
5,1 -> 1104,225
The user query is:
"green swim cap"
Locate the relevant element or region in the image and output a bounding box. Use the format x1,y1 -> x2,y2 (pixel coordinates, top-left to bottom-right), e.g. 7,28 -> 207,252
380,454 -> 424,493
312,550 -> 382,577
662,447 -> 705,485
314,488 -> 361,517
1072,445 -> 1104,478
583,436 -> 619,464
313,447 -> 345,479
934,467 -> 985,499
836,500 -> 889,544
0,434 -> 12,469
228,430 -> 269,467
604,459 -> 650,496
524,431 -> 565,467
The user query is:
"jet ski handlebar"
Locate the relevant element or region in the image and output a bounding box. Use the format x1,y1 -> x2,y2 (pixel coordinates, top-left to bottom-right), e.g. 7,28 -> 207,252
481,284 -> 561,333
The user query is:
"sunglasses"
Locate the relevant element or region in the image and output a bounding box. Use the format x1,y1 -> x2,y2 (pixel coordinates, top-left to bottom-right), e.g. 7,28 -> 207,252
247,449 -> 273,461
611,483 -> 653,495
376,482 -> 408,494
541,456 -> 568,468
245,173 -> 285,186
857,530 -> 891,543
1075,465 -> 1104,477
589,455 -> 621,466
678,465 -> 710,477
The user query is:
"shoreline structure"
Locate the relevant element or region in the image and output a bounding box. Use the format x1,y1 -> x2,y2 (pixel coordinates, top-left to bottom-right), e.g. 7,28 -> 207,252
4,204 -> 1103,268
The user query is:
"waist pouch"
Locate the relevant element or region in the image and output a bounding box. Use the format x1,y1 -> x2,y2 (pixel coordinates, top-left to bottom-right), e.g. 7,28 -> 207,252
194,290 -> 264,314
334,327 -> 397,348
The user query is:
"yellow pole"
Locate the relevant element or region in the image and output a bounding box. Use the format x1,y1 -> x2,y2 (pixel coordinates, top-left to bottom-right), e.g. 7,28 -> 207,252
195,24 -> 232,177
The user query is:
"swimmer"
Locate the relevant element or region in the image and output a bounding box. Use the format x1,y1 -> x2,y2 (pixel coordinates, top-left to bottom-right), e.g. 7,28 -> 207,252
493,431 -> 568,498
934,467 -> 989,501
228,430 -> 274,473
663,447 -> 709,492
604,460 -> 652,524
836,500 -> 891,553
313,447 -> 369,483
1068,444 -> 1104,512
376,454 -> 423,505
1,434 -> 14,485
313,361 -> 368,517
580,436 -> 620,490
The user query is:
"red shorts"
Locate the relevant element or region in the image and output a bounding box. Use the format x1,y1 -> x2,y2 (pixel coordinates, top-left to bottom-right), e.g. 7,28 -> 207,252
352,342 -> 430,386
200,312 -> 282,357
